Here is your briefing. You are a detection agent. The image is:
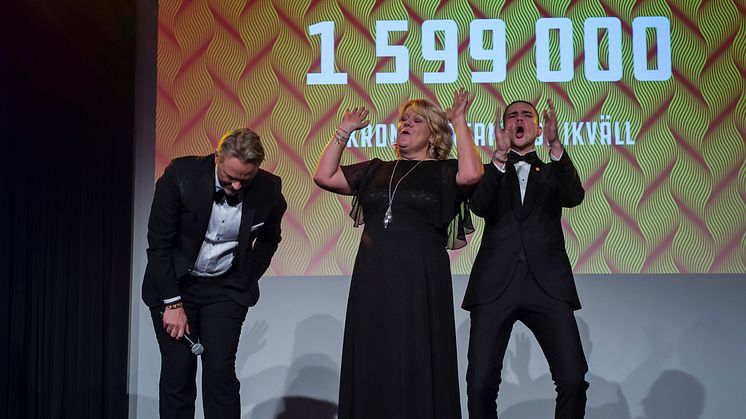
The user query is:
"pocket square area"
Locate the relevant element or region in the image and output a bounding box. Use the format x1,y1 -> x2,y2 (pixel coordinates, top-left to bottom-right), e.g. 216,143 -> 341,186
250,222 -> 265,232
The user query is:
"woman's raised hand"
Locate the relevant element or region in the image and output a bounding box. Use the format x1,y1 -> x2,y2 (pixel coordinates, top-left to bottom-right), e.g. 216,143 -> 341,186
446,88 -> 471,123
339,106 -> 370,133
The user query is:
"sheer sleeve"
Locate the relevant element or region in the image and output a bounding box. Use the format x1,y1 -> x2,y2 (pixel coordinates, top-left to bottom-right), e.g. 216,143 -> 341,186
439,159 -> 474,250
341,158 -> 382,227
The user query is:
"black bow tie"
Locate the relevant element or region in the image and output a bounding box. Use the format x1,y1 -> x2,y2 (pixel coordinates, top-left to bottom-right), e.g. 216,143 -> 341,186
214,189 -> 240,206
507,150 -> 538,165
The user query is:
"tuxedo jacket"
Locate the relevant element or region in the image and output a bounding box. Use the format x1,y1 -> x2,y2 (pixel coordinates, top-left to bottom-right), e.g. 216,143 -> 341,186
142,154 -> 287,308
463,151 -> 584,310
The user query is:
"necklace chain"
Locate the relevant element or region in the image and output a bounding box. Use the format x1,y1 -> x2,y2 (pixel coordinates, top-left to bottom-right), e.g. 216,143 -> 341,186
384,159 -> 425,228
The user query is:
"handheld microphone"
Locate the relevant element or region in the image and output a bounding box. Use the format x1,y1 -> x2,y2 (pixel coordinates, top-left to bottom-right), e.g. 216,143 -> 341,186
159,311 -> 205,356
183,335 -> 205,355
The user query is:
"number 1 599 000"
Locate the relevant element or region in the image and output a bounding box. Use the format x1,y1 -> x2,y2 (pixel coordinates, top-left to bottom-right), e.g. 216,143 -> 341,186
306,17 -> 671,85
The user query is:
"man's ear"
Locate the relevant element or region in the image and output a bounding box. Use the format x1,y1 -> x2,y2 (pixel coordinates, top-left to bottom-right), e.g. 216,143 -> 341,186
536,126 -> 543,139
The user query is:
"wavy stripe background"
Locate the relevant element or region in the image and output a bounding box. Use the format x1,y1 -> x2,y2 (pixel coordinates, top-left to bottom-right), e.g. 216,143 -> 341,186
156,0 -> 745,275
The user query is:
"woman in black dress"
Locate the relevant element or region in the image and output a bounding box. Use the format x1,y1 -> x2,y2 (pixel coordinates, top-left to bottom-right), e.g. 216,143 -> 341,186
313,89 -> 483,419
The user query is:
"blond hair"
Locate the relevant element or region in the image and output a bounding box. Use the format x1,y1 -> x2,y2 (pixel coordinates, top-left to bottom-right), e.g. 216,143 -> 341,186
216,128 -> 265,164
397,99 -> 453,160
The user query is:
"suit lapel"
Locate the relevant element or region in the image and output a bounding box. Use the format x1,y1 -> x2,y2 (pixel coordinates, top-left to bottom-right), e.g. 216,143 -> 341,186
196,158 -> 217,237
521,161 -> 544,218
236,179 -> 258,270
506,164 -> 523,220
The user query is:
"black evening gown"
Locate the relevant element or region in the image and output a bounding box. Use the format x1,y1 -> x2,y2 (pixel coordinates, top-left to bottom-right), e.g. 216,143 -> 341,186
338,158 -> 472,419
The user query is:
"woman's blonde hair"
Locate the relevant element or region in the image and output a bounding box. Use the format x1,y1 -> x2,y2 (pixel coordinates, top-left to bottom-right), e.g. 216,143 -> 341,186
397,99 -> 453,160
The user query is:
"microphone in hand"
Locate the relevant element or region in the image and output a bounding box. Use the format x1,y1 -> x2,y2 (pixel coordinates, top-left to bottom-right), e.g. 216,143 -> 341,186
159,311 -> 205,356
183,334 -> 205,355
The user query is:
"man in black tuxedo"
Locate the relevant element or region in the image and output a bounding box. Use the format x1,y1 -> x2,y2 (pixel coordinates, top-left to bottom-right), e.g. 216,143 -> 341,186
464,100 -> 588,419
142,128 -> 286,419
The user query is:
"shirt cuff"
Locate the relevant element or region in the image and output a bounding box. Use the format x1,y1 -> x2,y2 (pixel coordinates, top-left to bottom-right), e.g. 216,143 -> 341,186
163,296 -> 182,304
492,160 -> 507,173
550,149 -> 564,161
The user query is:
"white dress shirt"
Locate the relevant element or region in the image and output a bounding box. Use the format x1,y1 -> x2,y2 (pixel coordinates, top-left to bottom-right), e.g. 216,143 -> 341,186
514,160 -> 530,203
191,169 -> 243,277
163,170 -> 243,304
493,149 -> 563,204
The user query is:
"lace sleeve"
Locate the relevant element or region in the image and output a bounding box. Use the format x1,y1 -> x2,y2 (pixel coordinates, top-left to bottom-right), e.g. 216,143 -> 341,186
439,159 -> 475,250
341,158 -> 382,227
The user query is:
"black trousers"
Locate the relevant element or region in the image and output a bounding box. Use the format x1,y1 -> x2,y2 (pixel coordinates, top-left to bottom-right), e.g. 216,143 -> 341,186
150,275 -> 248,419
466,261 -> 589,419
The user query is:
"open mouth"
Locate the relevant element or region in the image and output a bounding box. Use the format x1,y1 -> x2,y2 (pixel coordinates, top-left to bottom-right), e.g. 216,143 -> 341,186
515,126 -> 525,139
399,129 -> 410,137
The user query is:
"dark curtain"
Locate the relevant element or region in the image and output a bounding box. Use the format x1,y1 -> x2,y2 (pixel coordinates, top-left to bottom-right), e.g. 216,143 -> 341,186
1,1 -> 136,418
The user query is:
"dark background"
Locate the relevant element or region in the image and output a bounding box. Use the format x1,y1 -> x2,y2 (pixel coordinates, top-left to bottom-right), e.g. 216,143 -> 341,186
1,1 -> 136,418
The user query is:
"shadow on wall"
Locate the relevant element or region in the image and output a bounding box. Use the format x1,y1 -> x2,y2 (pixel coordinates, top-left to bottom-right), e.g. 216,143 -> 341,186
636,370 -> 704,419
243,314 -> 343,419
498,372 -> 704,419
494,317 -> 631,419
473,315 -> 717,419
440,308 -> 744,419
622,313 -> 746,419
674,315 -> 746,419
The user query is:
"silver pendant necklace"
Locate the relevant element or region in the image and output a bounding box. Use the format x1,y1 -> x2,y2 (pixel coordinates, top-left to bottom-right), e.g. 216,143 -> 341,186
384,159 -> 425,228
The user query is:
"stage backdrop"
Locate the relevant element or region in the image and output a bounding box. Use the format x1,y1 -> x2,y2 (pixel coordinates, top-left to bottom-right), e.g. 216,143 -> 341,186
154,0 -> 745,276
131,1 -> 746,418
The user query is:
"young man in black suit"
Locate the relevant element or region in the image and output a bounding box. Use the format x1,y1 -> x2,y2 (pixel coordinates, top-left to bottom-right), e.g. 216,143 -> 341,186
142,128 -> 286,419
464,99 -> 588,418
